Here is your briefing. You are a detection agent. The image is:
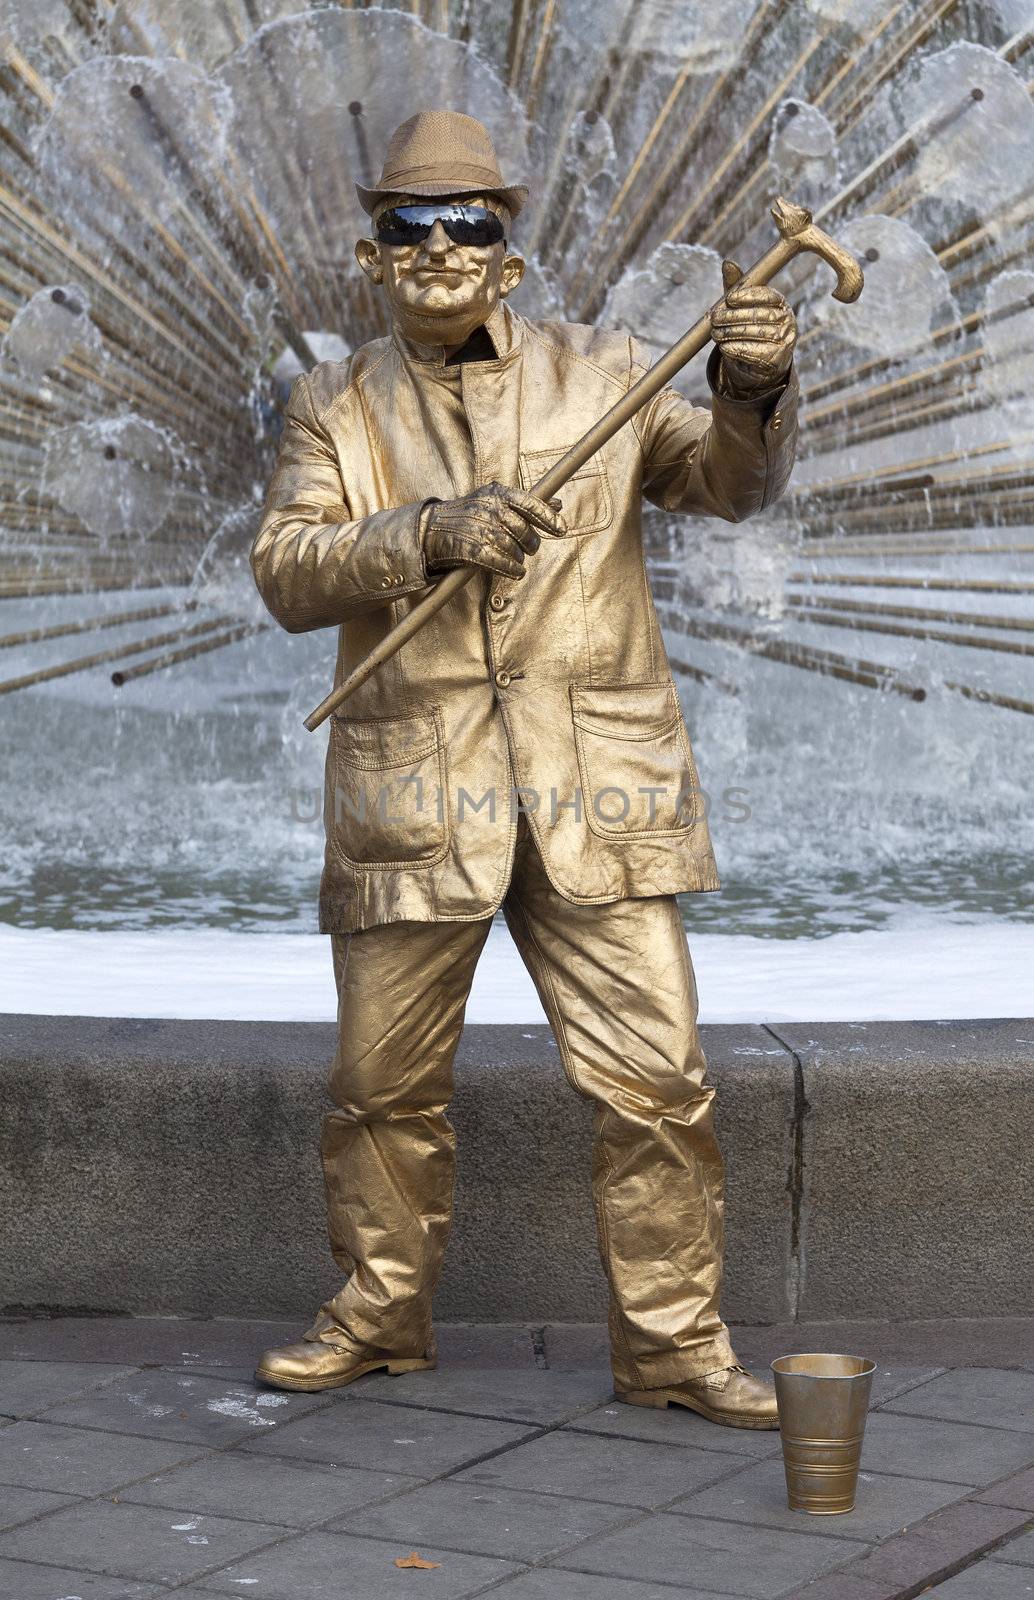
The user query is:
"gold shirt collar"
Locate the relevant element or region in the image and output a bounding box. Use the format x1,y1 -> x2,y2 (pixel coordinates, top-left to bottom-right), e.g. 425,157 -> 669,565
392,300 -> 523,368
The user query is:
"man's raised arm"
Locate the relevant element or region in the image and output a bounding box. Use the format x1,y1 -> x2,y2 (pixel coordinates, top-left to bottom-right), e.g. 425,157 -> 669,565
632,342 -> 799,525
631,260 -> 799,523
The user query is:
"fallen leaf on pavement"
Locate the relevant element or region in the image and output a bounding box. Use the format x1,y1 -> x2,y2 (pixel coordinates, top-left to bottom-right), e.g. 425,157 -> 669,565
394,1551 -> 442,1569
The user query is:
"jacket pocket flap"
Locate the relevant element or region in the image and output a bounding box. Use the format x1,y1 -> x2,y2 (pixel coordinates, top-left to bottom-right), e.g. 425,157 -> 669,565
519,445 -> 606,486
570,681 -> 680,741
518,446 -> 612,537
332,711 -> 438,770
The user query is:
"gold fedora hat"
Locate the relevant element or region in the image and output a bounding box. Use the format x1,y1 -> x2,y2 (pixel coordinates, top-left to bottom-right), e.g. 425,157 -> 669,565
356,109 -> 529,219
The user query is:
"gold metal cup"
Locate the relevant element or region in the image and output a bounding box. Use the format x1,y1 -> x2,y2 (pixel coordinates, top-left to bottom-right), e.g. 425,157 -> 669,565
771,1353 -> 877,1515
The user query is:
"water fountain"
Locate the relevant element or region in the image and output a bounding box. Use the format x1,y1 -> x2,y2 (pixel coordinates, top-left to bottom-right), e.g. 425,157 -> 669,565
1,0 -> 1032,1020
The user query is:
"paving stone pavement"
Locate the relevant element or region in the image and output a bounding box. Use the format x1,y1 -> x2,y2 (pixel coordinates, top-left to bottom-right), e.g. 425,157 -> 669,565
0,1316 -> 1030,1600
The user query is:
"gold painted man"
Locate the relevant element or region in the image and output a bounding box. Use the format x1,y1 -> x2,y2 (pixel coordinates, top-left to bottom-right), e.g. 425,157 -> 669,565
250,111 -> 798,1426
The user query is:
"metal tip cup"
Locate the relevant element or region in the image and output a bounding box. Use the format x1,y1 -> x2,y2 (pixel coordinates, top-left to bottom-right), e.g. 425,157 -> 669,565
771,1353 -> 876,1515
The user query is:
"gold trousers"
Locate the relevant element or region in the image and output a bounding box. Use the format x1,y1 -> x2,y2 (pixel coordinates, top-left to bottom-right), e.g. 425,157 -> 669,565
305,817 -> 735,1389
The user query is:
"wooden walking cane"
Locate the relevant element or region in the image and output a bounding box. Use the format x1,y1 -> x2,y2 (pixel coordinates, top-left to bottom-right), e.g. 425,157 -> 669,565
304,197 -> 863,732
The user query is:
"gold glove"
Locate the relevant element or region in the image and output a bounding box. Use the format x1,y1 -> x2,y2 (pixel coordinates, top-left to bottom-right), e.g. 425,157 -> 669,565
710,259 -> 797,395
421,480 -> 566,580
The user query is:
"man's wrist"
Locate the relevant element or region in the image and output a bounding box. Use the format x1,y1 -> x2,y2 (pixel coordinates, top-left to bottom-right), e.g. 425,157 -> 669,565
418,498 -> 443,578
709,347 -> 792,404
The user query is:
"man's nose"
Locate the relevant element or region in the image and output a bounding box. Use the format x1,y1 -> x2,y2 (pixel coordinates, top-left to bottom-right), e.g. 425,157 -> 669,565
422,218 -> 452,257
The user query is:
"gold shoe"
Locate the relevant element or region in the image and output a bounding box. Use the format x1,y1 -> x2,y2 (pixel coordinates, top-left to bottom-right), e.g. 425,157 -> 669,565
255,1332 -> 437,1394
615,1362 -> 779,1430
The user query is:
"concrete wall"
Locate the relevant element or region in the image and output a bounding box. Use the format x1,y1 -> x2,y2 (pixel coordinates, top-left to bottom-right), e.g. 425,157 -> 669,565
1,1014 -> 1030,1324
767,1020 -> 1034,1321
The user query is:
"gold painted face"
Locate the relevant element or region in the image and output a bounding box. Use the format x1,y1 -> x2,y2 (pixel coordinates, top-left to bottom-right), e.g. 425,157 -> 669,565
355,193 -> 525,348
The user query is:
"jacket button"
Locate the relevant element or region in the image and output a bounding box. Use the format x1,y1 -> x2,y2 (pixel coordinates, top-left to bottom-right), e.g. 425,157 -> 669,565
771,415 -> 782,431
380,577 -> 392,587
495,670 -> 511,688
490,594 -> 506,611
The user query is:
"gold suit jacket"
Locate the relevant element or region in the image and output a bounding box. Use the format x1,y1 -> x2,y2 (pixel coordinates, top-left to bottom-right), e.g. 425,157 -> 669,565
251,300 -> 799,933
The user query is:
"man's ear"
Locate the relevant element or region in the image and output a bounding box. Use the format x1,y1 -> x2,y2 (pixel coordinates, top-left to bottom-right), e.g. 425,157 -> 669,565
500,249 -> 525,299
355,237 -> 383,285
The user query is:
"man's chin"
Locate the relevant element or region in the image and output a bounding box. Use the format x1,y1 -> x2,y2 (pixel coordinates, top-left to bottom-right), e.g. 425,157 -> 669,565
395,300 -> 494,344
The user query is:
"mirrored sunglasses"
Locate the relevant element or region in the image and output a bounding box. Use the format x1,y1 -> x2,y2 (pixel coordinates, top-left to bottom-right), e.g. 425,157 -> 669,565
374,203 -> 506,248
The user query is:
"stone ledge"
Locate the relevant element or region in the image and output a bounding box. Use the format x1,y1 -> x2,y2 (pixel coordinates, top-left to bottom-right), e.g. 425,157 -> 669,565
766,1020 -> 1034,1321
0,1015 -> 1030,1323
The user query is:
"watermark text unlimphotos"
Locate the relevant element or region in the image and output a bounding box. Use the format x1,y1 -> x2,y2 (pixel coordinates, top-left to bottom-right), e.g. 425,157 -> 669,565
288,780 -> 752,826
